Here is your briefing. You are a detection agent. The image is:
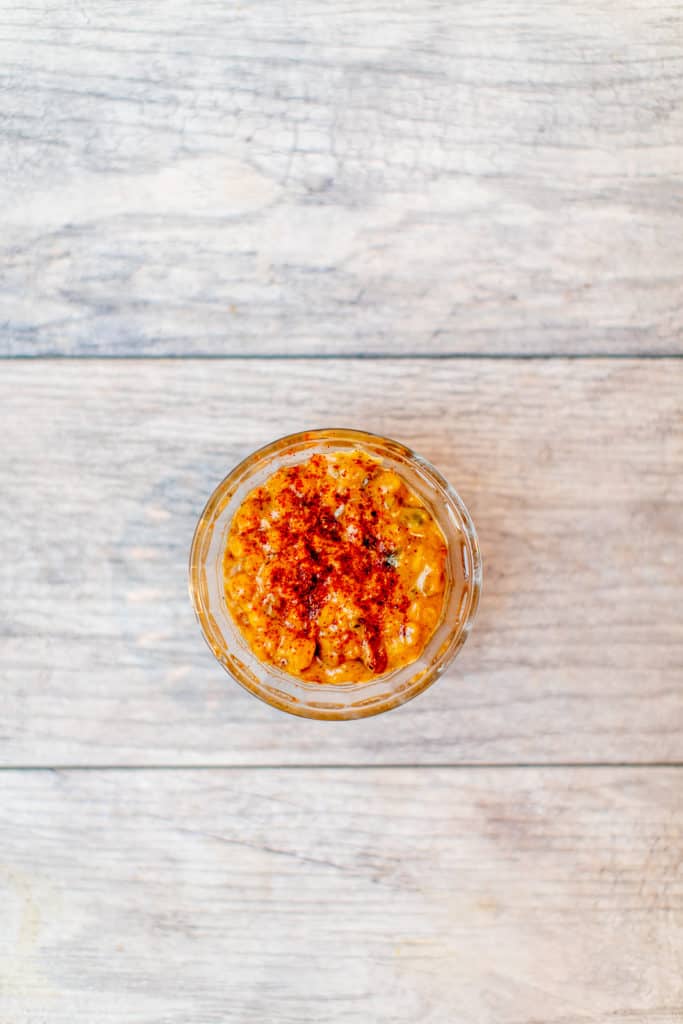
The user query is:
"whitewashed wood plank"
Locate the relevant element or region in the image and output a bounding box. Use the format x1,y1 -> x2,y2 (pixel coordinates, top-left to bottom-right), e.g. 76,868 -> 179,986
1,767 -> 681,1022
0,0 -> 682,355
0,358 -> 681,765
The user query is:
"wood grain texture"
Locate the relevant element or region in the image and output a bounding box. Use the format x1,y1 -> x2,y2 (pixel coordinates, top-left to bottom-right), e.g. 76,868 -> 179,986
1,767 -> 682,1023
1,358 -> 681,766
1,0 -> 682,356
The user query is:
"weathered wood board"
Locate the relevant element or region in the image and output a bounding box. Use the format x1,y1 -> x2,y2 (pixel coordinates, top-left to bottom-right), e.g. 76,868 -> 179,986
1,358 -> 680,765
2,0 -> 682,355
1,767 -> 682,1023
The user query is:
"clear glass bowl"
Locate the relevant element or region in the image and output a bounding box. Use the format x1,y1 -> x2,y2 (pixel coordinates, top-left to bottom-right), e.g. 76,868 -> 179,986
189,428 -> 482,720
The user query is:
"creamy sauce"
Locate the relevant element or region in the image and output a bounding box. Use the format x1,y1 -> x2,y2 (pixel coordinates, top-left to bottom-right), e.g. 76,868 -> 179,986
223,451 -> 447,683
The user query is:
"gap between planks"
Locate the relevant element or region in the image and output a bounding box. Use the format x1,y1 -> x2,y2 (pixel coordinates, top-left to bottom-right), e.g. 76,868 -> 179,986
1,763 -> 682,772
1,353 -> 682,361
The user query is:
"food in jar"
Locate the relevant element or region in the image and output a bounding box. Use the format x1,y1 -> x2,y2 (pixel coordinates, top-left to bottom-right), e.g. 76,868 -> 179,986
223,450 -> 448,682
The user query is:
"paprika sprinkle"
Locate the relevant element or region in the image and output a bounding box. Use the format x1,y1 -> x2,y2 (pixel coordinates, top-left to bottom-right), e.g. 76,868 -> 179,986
223,450 -> 448,683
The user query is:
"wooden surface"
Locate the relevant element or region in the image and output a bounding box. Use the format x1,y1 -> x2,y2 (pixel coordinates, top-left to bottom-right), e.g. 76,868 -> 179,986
1,768 -> 682,1023
1,358 -> 681,767
2,0 -> 683,355
2,1 -> 683,1019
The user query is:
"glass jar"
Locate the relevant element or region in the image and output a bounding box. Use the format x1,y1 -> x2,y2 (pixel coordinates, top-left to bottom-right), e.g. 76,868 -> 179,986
189,428 -> 481,720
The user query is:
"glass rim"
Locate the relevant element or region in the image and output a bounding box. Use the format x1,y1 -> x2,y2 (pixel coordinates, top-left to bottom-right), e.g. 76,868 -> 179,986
189,428 -> 482,720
